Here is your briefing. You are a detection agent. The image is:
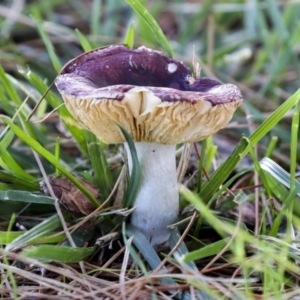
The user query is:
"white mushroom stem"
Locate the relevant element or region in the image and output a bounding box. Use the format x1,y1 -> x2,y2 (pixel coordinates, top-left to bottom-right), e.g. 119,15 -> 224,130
124,142 -> 179,246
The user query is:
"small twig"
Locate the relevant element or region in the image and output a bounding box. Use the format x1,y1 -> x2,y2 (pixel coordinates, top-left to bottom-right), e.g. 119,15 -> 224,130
33,103 -> 65,123
26,80 -> 56,122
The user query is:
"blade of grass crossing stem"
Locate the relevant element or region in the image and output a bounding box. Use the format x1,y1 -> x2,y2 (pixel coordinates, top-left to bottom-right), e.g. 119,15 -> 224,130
20,245 -> 95,263
123,22 -> 135,48
75,29 -> 92,51
31,8 -> 62,73
125,0 -> 173,57
5,213 -> 70,251
0,115 -> 99,207
85,130 -> 111,199
115,124 -> 140,208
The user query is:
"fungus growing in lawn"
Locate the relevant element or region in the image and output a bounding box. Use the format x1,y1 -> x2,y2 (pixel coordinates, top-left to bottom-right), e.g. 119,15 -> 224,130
55,45 -> 243,246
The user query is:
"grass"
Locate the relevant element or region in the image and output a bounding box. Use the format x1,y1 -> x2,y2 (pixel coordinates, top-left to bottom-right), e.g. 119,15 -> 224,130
0,0 -> 300,299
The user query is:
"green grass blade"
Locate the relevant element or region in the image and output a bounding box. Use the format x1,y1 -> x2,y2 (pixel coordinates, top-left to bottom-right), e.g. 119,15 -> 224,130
75,28 -> 93,52
0,151 -> 35,181
0,190 -> 54,204
0,171 -> 39,191
0,65 -> 23,107
269,187 -> 300,237
290,103 -> 299,189
169,229 -> 214,300
265,136 -> 278,158
116,125 -> 140,208
197,139 -> 207,193
0,129 -> 14,151
0,232 -> 22,245
85,130 -> 111,200
55,137 -> 61,177
5,213 -> 70,251
90,0 -> 101,38
125,0 -> 173,57
0,231 -> 65,245
124,22 -> 135,48
0,115 -> 99,207
0,129 -> 35,180
260,158 -> 300,197
245,89 -> 300,153
200,89 -> 300,205
249,147 -> 272,198
182,237 -> 231,262
24,70 -> 88,154
199,137 -> 249,204
21,245 -> 95,263
31,8 -> 62,73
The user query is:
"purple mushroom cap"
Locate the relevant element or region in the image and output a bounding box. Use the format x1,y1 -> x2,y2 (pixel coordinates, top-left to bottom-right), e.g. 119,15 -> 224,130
55,45 -> 243,144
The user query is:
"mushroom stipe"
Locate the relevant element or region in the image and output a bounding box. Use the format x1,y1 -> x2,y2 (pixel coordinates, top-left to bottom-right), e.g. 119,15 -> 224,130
55,44 -> 243,246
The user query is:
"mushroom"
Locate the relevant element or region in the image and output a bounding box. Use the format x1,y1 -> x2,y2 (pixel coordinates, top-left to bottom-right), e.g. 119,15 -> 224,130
55,45 -> 243,246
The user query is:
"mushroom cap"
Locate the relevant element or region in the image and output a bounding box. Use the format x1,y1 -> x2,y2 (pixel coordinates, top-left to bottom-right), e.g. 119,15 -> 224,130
55,45 -> 243,144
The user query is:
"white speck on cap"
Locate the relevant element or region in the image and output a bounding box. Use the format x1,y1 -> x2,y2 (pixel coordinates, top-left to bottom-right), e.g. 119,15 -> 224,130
167,63 -> 177,73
